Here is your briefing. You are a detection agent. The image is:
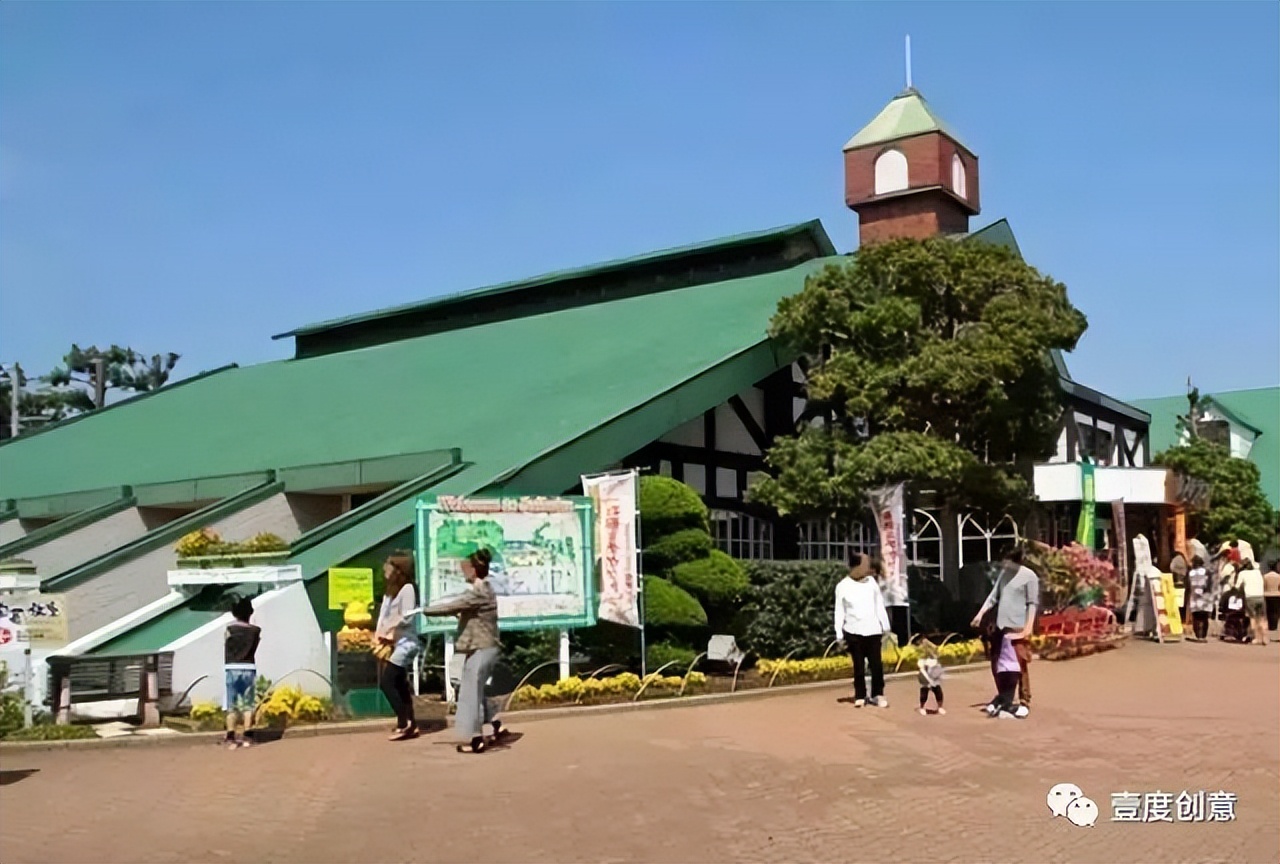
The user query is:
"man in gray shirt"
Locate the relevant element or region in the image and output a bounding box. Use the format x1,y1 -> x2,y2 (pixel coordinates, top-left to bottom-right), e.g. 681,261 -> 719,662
971,547 -> 1040,712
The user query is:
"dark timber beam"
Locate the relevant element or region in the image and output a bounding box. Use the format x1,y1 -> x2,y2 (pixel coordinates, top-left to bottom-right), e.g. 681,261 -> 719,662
728,395 -> 770,452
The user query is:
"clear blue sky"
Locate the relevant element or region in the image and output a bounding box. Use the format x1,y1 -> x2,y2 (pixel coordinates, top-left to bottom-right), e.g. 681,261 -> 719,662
2,2 -> 1277,401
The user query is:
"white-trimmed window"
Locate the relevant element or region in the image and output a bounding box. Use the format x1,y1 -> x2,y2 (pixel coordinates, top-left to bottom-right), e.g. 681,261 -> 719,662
951,153 -> 966,198
709,510 -> 773,560
958,513 -> 1018,568
797,519 -> 878,563
874,149 -> 909,194
908,509 -> 943,580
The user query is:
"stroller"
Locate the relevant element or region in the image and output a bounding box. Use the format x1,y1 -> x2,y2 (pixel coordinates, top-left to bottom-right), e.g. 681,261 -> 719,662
1218,586 -> 1252,643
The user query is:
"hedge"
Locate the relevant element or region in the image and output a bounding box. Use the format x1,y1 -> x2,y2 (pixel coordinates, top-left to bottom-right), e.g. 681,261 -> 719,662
643,576 -> 708,629
639,476 -> 709,540
646,641 -> 699,671
671,550 -> 750,607
738,560 -> 846,659
645,528 -> 714,573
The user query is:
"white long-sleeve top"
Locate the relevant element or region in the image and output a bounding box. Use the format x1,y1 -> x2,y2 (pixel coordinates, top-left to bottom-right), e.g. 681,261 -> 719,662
834,575 -> 890,639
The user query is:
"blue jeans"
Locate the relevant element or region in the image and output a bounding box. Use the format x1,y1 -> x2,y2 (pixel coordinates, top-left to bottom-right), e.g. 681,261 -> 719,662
225,667 -> 256,713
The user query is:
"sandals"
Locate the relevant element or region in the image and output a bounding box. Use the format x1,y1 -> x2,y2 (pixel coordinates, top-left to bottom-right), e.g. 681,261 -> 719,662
456,736 -> 487,754
389,725 -> 420,742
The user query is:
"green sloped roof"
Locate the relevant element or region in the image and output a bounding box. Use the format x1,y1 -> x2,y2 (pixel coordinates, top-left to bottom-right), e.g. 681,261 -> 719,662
0,256 -> 837,503
843,88 -> 971,152
275,220 -> 835,342
1130,387 -> 1280,508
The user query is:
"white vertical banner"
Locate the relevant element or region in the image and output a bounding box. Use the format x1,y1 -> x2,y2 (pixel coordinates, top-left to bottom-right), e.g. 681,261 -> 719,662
582,470 -> 641,628
867,483 -> 908,607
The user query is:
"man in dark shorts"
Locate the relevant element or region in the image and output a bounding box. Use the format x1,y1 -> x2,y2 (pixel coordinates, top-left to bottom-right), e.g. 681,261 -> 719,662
224,597 -> 262,749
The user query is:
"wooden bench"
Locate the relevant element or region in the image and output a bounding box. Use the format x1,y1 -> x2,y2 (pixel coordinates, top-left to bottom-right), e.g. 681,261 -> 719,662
46,652 -> 174,727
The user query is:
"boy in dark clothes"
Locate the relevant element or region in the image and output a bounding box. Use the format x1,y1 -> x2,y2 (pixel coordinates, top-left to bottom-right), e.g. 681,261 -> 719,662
224,597 -> 261,749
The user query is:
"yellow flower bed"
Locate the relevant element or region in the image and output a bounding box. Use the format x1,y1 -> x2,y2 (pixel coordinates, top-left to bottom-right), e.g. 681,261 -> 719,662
757,639 -> 985,684
509,671 -> 708,708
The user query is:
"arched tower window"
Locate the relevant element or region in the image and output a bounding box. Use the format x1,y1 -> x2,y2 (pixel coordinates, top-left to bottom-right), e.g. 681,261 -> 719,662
873,149 -> 908,195
951,153 -> 966,198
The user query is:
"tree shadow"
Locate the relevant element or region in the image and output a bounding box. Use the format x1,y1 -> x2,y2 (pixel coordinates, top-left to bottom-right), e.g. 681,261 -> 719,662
0,769 -> 39,787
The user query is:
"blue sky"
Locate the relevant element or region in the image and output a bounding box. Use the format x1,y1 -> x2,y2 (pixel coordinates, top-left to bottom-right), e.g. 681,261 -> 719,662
2,2 -> 1277,400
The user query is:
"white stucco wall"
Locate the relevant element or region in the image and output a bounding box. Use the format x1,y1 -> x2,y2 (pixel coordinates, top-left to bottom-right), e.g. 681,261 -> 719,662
25,508 -> 177,579
62,493 -> 314,643
169,581 -> 329,705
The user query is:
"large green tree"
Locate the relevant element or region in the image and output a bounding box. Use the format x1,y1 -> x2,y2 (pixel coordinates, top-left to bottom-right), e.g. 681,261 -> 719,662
750,237 -> 1088,520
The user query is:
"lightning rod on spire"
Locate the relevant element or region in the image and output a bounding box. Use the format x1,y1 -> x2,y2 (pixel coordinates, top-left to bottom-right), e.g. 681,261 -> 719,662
905,34 -> 913,89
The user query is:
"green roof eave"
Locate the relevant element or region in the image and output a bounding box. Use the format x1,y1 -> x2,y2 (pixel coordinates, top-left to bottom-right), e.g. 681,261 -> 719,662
843,88 -> 972,153
42,478 -> 282,593
273,220 -> 835,341
0,491 -> 137,560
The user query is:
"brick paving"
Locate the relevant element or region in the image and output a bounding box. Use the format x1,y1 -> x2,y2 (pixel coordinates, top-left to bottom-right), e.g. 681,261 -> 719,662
2,638 -> 1277,864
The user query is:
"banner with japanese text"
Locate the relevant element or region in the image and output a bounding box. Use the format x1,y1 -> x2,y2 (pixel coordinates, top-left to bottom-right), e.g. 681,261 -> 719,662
867,483 -> 908,607
582,471 -> 641,629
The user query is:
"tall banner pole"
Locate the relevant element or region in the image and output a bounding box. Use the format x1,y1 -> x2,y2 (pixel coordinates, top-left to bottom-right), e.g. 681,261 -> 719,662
868,483 -> 909,646
635,469 -> 647,678
581,469 -> 645,674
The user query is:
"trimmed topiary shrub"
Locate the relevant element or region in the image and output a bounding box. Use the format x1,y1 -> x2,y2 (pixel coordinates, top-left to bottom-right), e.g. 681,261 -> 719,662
739,561 -> 846,659
671,550 -> 750,607
643,576 -> 708,629
646,641 -> 698,671
640,476 -> 709,540
645,528 -> 714,573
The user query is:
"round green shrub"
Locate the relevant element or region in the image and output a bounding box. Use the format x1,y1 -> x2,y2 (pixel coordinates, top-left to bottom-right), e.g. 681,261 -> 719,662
646,641 -> 698,671
639,476 -> 709,540
671,549 -> 750,607
645,527 -> 713,573
643,576 -> 708,629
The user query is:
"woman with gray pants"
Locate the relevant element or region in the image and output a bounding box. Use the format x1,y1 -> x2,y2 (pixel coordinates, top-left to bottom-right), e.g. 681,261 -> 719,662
422,547 -> 507,754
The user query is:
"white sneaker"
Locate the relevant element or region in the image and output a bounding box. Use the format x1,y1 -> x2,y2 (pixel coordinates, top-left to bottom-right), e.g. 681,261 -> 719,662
918,707 -> 928,716
1013,705 -> 1029,719
984,703 -> 999,718
937,708 -> 946,716
874,696 -> 889,708
853,698 -> 865,708
997,710 -> 1016,720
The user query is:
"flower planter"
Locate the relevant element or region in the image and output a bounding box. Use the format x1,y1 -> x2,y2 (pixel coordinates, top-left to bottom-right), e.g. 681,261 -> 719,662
176,551 -> 291,570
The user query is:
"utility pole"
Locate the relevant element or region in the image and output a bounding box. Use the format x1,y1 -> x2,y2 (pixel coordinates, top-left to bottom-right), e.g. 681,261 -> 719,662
2,363 -> 20,439
92,356 -> 107,410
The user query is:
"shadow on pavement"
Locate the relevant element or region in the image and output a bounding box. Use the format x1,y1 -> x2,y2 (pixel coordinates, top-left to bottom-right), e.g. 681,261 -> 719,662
0,769 -> 39,787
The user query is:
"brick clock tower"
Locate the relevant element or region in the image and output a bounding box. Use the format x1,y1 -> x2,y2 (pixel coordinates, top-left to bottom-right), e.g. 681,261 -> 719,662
843,87 -> 980,246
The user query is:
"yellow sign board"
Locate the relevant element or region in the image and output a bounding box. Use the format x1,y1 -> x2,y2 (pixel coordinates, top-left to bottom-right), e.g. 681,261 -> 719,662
1159,572 -> 1183,639
328,568 -> 374,610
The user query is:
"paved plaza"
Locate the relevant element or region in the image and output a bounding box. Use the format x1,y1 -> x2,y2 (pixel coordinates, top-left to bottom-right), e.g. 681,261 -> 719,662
2,638 -> 1277,864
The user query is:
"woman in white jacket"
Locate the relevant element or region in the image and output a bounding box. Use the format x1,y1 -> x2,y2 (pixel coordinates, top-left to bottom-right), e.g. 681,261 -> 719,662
834,552 -> 892,708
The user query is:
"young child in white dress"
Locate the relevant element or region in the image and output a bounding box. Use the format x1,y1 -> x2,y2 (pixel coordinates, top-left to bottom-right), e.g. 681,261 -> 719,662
917,640 -> 945,715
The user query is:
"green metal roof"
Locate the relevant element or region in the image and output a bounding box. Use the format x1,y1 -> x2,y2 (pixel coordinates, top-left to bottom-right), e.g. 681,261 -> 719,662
843,88 -> 971,153
1130,387 -> 1280,508
0,251 -> 836,502
274,220 -> 836,343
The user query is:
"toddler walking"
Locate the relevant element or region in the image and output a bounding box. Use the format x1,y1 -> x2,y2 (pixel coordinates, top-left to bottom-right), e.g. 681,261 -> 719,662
916,640 -> 945,715
985,632 -> 1028,719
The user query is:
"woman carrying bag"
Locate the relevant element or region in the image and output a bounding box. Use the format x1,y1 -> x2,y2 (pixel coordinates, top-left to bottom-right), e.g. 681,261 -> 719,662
375,552 -> 420,742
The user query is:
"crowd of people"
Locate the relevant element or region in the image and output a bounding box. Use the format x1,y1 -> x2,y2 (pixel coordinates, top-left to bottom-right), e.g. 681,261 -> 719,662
215,536 -> 1273,748
1172,542 -> 1278,646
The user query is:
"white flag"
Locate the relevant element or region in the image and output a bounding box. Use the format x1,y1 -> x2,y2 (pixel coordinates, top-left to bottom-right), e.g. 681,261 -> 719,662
867,483 -> 909,607
582,471 -> 641,628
